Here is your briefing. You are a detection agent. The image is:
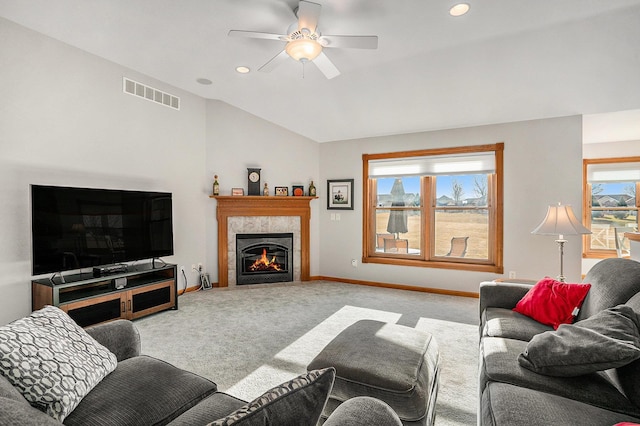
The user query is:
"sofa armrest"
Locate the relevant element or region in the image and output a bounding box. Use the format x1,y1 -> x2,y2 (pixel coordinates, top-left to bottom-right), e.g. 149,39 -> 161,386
479,280 -> 535,319
323,397 -> 402,426
85,319 -> 141,361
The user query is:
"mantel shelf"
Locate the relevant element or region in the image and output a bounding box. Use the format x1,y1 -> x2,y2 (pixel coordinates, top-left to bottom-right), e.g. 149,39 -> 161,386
210,195 -> 317,201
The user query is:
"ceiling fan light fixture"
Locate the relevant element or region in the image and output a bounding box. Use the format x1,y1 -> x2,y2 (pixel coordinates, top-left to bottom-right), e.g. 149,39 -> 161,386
449,3 -> 470,16
285,38 -> 322,61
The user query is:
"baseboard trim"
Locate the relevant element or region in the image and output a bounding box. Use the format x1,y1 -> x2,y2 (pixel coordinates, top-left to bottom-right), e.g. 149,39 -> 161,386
313,275 -> 479,298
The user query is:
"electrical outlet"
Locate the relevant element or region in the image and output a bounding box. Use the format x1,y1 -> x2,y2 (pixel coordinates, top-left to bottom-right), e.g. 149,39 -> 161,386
330,213 -> 336,221
351,259 -> 358,267
180,265 -> 185,272
336,213 -> 341,221
509,271 -> 517,279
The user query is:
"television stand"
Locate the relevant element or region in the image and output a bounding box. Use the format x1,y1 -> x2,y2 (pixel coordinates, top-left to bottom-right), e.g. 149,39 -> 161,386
32,262 -> 177,327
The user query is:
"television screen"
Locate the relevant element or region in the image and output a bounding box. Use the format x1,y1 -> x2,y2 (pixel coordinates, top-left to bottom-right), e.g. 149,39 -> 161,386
31,185 -> 174,275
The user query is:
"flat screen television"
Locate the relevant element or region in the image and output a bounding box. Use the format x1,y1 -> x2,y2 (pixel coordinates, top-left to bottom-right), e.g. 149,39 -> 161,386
31,185 -> 174,275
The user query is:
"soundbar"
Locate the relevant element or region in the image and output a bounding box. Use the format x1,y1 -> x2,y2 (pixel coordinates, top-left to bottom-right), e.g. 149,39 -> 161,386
93,264 -> 128,277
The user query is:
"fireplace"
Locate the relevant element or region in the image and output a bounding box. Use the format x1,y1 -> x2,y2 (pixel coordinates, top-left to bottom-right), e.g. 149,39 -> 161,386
236,233 -> 294,285
213,196 -> 313,287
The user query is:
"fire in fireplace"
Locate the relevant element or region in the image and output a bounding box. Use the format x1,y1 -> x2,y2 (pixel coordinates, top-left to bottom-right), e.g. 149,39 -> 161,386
249,248 -> 283,272
236,233 -> 293,285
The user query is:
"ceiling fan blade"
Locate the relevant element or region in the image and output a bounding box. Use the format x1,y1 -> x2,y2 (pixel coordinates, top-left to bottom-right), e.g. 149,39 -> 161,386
228,30 -> 286,41
297,1 -> 321,33
319,35 -> 378,49
258,50 -> 290,73
313,52 -> 340,79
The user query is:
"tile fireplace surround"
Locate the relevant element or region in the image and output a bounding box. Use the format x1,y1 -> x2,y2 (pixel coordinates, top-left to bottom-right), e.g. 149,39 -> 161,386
212,196 -> 315,287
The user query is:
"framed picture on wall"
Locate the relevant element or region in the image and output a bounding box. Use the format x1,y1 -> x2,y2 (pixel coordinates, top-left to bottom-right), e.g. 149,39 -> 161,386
327,179 -> 354,210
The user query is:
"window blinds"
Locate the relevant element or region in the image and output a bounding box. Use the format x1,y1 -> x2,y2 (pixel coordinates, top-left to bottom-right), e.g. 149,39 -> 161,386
368,152 -> 496,177
587,162 -> 640,183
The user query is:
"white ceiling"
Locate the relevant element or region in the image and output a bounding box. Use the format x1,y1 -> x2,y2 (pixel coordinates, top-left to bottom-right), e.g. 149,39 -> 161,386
1,0 -> 640,143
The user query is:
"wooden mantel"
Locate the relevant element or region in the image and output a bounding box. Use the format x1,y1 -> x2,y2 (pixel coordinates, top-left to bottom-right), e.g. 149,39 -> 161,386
211,196 -> 316,287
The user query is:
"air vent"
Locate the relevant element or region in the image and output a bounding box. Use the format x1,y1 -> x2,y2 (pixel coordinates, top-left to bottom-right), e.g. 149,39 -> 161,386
123,78 -> 180,110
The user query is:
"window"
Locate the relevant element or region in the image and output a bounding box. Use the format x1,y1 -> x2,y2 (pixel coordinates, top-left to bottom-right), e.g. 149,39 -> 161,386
362,143 -> 503,273
583,157 -> 640,258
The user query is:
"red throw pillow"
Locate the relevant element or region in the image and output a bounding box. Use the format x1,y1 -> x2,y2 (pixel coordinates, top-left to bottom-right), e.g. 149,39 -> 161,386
513,277 -> 591,329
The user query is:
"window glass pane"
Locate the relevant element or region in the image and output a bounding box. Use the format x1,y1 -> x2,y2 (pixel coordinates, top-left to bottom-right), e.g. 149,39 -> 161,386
376,177 -> 420,207
435,174 -> 489,207
434,210 -> 489,259
590,182 -> 638,250
591,182 -> 635,208
374,209 -> 421,255
375,176 -> 421,255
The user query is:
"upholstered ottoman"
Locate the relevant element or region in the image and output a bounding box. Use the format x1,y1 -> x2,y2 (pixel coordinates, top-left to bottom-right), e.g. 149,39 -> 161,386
307,319 -> 439,426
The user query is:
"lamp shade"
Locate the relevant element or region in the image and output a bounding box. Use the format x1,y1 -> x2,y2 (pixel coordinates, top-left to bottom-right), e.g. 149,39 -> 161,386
531,204 -> 591,236
285,38 -> 322,61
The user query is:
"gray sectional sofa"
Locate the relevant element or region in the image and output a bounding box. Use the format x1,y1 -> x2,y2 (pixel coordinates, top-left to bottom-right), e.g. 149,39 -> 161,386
479,258 -> 640,426
0,311 -> 402,425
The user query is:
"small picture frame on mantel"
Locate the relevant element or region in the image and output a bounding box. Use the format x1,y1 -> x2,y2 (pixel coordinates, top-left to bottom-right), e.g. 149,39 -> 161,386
292,185 -> 304,196
274,186 -> 288,196
327,179 -> 354,210
231,188 -> 244,196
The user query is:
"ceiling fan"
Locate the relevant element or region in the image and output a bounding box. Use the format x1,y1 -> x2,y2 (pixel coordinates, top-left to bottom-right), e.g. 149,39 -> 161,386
228,0 -> 378,79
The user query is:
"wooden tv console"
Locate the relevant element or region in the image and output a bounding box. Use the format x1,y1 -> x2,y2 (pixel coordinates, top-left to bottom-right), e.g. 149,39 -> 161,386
32,262 -> 177,327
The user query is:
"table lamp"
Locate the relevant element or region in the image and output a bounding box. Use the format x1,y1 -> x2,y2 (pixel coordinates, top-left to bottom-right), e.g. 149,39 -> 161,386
531,203 -> 591,282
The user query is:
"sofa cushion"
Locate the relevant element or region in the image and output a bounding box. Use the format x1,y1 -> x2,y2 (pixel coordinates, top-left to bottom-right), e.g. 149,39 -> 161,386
481,382 -> 640,426
518,305 -> 640,376
168,392 -> 247,426
0,306 -> 117,422
617,293 -> 640,410
323,396 -> 403,426
578,258 -> 640,321
480,336 -> 640,417
482,307 -> 553,341
64,355 -> 217,426
513,278 -> 591,329
207,368 -> 335,426
0,396 -> 62,426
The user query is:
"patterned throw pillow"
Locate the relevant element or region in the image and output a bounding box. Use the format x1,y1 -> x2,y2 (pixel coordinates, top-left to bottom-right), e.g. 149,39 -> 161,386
208,368 -> 335,426
0,306 -> 117,422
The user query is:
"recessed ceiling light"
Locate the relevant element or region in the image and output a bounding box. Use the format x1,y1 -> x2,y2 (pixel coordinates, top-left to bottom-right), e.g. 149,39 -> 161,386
449,3 -> 470,17
196,78 -> 213,85
236,66 -> 250,74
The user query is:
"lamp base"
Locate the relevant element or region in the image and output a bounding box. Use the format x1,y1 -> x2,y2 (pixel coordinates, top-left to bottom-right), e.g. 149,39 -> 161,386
556,238 -> 567,282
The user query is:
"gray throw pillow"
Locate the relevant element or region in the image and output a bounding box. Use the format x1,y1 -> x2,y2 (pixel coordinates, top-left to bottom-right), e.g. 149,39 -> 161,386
0,306 -> 117,422
518,305 -> 640,377
207,368 -> 335,426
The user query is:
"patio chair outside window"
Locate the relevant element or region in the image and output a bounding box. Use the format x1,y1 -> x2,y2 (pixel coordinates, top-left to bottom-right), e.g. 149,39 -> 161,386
384,238 -> 409,253
446,237 -> 469,257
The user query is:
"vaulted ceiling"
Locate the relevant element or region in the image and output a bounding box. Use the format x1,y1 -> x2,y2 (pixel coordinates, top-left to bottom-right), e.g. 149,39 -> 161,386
1,0 -> 639,143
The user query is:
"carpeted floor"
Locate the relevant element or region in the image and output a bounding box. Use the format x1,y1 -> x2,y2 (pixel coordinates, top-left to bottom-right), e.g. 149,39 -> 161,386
134,280 -> 479,425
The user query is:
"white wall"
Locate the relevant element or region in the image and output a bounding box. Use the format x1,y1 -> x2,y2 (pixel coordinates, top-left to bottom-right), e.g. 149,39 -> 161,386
204,101 -> 321,283
318,116 -> 584,293
0,18 -> 208,324
582,139 -> 640,274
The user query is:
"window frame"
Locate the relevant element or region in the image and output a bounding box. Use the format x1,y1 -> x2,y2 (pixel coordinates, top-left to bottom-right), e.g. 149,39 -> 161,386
362,143 -> 504,273
582,156 -> 640,259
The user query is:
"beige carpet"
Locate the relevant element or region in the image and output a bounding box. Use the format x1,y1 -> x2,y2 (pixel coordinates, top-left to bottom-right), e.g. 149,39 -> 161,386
134,280 -> 479,425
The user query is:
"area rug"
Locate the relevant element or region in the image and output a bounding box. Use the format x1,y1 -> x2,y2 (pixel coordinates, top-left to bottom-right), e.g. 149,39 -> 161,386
134,280 -> 479,425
